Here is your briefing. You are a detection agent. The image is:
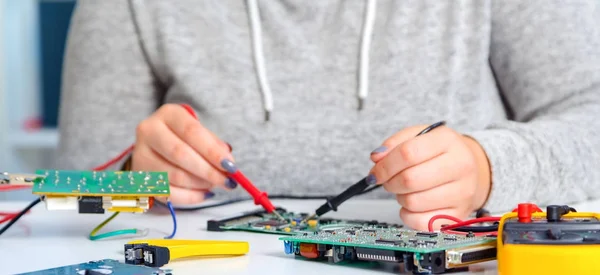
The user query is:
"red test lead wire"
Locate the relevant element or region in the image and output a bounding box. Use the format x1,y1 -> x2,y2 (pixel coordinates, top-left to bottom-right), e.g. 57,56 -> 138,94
221,159 -> 284,220
180,104 -> 284,220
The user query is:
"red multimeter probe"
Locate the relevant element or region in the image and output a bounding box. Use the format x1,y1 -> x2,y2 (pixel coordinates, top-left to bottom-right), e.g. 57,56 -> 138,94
180,104 -> 284,220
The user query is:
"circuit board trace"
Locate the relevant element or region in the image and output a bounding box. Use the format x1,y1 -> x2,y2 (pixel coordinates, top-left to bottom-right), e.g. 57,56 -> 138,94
279,226 -> 496,253
31,170 -> 170,196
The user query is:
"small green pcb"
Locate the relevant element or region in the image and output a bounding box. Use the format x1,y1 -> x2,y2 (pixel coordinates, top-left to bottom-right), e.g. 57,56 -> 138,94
279,226 -> 496,253
31,170 -> 170,197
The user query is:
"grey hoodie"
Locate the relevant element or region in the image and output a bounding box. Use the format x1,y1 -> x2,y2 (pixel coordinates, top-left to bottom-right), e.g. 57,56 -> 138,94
57,0 -> 600,213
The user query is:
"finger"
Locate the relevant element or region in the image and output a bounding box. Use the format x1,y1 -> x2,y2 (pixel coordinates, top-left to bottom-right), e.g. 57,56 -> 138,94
163,185 -> 215,205
394,181 -> 475,212
383,152 -> 474,194
370,124 -> 432,162
135,145 -> 215,190
159,104 -> 234,171
138,119 -> 230,188
369,126 -> 458,184
400,207 -> 469,231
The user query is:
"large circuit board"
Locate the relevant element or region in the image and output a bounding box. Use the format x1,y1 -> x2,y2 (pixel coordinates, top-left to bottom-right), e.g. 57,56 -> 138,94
207,208 -> 401,235
31,170 -> 170,197
280,226 -> 497,274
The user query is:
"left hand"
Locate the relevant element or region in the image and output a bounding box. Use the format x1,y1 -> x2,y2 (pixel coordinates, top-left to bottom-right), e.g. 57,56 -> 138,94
368,124 -> 492,231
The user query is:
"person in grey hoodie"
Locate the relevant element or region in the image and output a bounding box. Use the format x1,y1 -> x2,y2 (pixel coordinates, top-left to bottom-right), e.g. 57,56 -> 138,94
57,0 -> 600,230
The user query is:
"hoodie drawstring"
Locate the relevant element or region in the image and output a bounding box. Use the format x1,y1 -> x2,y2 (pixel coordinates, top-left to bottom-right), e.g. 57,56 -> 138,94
358,0 -> 377,110
246,0 -> 377,121
247,0 -> 274,121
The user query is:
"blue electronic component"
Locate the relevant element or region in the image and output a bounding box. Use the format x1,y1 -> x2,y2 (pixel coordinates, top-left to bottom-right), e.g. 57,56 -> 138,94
284,241 -> 294,254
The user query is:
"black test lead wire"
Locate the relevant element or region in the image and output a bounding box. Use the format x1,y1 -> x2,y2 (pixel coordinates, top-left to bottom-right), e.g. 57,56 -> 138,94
302,121 -> 447,223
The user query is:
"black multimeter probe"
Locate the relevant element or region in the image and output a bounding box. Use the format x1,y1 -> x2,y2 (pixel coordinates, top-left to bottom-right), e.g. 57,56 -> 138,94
302,121 -> 447,222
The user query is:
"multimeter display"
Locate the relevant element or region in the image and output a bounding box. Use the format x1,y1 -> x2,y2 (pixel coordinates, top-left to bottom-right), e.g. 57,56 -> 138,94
502,217 -> 600,245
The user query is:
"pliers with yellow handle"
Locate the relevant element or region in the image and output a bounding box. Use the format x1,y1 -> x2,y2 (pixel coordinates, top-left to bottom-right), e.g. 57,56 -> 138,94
125,239 -> 250,267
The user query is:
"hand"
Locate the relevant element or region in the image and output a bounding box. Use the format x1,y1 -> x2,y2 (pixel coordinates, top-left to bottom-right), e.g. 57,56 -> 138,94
368,125 -> 492,231
131,104 -> 237,205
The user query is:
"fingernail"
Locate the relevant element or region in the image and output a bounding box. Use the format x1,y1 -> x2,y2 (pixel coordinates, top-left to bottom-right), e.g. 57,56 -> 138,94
371,146 -> 387,155
226,142 -> 233,152
220,159 -> 238,173
366,174 -> 377,185
225,178 -> 237,189
204,191 -> 215,200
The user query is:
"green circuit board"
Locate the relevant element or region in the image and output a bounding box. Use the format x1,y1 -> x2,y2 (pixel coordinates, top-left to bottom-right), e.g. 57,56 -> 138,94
279,225 -> 497,274
280,226 -> 496,253
31,170 -> 170,197
207,208 -> 400,235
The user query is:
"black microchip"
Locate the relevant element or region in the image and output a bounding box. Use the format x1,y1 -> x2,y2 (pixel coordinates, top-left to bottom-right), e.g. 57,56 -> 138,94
375,239 -> 404,245
444,236 -> 457,241
416,232 -> 438,238
425,240 -> 437,245
408,238 -> 417,243
318,218 -> 335,223
363,229 -> 377,233
78,196 -> 104,214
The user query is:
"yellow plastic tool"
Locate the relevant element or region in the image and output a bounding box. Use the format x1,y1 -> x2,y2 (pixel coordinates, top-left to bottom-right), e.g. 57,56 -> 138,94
125,239 -> 249,267
497,203 -> 600,275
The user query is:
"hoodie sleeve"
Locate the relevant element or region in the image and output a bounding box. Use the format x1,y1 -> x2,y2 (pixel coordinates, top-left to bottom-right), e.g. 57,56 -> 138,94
466,0 -> 600,213
57,1 -> 165,170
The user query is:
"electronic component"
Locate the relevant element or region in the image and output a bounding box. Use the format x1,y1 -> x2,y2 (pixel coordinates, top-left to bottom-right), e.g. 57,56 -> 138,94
15,259 -> 171,275
29,170 -> 169,213
280,225 -> 497,274
78,196 -> 105,214
497,203 -> 600,275
207,208 -> 403,235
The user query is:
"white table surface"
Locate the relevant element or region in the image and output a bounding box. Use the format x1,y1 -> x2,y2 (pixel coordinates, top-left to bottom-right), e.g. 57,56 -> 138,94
1,198 -> 599,275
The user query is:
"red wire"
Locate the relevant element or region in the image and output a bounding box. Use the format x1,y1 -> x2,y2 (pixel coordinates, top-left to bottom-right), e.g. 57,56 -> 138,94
91,145 -> 134,171
428,215 -> 462,232
0,186 -> 32,192
428,214 -> 501,236
0,214 -> 18,224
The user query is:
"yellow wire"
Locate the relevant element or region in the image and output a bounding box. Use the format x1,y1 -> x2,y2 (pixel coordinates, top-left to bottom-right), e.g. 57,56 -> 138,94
89,212 -> 139,241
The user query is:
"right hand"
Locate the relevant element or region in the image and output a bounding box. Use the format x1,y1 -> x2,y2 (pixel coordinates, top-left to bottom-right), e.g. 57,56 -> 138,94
131,104 -> 237,205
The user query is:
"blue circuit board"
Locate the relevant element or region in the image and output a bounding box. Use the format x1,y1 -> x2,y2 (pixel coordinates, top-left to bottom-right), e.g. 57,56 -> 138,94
17,259 -> 171,275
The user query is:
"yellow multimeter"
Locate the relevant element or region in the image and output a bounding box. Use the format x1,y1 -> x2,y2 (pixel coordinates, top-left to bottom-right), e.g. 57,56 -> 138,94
497,203 -> 600,275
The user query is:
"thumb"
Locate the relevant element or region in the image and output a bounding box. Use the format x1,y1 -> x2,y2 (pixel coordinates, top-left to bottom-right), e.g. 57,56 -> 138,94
370,124 -> 432,162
